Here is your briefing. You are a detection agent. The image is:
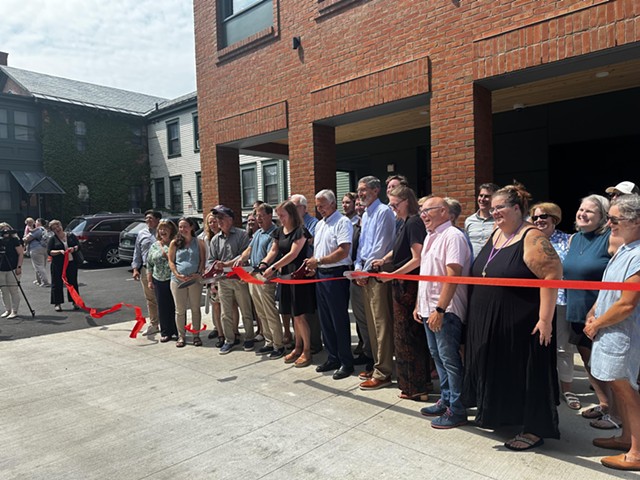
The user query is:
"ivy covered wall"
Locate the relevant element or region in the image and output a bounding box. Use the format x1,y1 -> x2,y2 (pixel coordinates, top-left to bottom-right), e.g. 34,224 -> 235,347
41,105 -> 151,220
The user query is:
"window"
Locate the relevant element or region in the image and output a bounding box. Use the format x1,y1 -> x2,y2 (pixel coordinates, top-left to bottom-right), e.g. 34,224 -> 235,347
219,0 -> 273,48
0,110 -> 7,139
14,111 -> 36,141
263,163 -> 279,205
195,172 -> 203,212
193,114 -> 200,151
0,173 -> 10,210
240,165 -> 257,208
74,120 -> 87,152
154,179 -> 166,210
170,176 -> 182,213
74,121 -> 86,135
167,120 -> 180,157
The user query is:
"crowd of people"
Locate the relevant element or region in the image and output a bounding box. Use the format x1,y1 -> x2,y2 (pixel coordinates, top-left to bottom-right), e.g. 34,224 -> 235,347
4,175 -> 635,471
0,217 -> 83,317
125,177 -> 640,470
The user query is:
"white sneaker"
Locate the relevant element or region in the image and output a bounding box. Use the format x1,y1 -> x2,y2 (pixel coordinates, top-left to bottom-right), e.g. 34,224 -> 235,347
143,324 -> 159,335
7,311 -> 18,319
0,311 -> 9,318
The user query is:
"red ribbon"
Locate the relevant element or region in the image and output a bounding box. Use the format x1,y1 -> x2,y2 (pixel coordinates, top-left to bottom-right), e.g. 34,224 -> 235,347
185,323 -> 207,334
61,250 -> 147,337
230,267 -> 640,292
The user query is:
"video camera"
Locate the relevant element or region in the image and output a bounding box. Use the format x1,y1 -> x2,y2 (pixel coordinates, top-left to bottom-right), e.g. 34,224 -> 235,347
0,229 -> 18,236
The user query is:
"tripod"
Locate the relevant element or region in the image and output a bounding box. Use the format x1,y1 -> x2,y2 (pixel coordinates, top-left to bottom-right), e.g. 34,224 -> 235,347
0,246 -> 36,318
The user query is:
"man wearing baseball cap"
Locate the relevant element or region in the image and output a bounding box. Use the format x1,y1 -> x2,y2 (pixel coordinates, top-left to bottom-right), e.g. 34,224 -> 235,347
208,205 -> 255,354
605,181 -> 640,198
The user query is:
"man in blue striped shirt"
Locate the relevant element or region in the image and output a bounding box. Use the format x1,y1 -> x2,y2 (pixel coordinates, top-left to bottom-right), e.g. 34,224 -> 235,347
354,176 -> 396,390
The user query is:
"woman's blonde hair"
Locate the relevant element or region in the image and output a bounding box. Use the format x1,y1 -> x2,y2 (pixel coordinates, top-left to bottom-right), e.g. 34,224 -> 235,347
529,202 -> 562,225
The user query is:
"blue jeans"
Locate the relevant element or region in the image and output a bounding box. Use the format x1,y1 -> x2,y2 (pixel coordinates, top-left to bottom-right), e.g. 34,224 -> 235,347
424,312 -> 465,416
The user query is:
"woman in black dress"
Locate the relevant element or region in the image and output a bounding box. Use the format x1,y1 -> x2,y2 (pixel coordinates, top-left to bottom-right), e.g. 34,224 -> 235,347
371,184 -> 430,401
47,219 -> 82,312
462,183 -> 562,451
262,200 -> 315,367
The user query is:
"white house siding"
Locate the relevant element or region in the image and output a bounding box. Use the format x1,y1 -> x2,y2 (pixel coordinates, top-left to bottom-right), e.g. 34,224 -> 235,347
147,105 -> 201,215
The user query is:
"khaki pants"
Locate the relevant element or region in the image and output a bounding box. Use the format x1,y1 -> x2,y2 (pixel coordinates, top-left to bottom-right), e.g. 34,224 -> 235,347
140,266 -> 159,326
170,280 -> 202,339
249,279 -> 283,348
0,270 -> 20,313
219,278 -> 254,343
362,280 -> 394,380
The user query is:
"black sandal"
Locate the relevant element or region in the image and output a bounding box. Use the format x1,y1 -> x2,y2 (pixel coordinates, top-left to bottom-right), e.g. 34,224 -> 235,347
193,337 -> 203,347
176,339 -> 186,348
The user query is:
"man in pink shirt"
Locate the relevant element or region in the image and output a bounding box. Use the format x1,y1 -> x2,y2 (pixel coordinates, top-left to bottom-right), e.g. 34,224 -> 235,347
413,196 -> 471,429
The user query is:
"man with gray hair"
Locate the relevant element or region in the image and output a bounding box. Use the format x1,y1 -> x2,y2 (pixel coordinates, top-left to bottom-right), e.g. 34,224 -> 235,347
305,189 -> 354,380
354,176 -> 396,390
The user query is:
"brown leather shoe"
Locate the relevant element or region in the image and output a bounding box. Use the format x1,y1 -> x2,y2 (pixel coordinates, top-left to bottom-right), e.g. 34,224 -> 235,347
358,370 -> 373,380
601,453 -> 640,471
593,437 -> 632,452
359,377 -> 391,390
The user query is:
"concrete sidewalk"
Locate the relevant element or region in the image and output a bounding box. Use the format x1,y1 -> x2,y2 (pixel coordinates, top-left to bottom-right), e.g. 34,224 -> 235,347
0,310 -> 636,480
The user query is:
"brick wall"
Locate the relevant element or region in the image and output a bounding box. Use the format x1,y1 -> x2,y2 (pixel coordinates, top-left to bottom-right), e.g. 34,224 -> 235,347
194,0 -> 639,215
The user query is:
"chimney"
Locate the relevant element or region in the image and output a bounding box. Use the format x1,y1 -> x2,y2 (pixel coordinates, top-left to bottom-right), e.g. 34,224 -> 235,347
0,52 -> 7,66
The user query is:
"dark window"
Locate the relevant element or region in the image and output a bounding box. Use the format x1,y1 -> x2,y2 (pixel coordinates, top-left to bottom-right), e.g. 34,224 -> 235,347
0,109 -> 8,139
74,121 -> 86,135
167,120 -> 180,156
263,163 -> 279,205
193,114 -> 200,151
219,0 -> 273,48
195,172 -> 203,212
155,179 -> 165,210
14,111 -> 36,141
170,176 -> 182,213
76,137 -> 87,152
129,185 -> 142,212
93,220 -> 121,232
240,165 -> 257,208
131,126 -> 143,146
0,173 -> 11,210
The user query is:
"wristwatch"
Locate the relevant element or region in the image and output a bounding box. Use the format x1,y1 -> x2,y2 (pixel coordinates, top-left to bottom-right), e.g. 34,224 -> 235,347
435,306 -> 446,314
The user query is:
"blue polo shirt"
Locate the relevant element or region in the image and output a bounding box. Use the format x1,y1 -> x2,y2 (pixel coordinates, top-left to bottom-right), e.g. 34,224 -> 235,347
249,224 -> 277,267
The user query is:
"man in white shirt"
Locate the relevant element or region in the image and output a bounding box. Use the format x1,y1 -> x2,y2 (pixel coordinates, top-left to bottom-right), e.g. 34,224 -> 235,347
305,189 -> 354,380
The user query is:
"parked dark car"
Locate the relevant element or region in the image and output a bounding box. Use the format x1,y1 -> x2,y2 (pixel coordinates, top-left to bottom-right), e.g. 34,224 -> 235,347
66,213 -> 145,266
118,215 -> 204,265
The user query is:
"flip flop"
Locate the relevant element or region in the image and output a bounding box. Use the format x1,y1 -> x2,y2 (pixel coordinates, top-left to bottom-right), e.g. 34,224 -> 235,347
504,434 -> 544,451
562,391 -> 581,410
590,414 -> 622,430
582,405 -> 607,419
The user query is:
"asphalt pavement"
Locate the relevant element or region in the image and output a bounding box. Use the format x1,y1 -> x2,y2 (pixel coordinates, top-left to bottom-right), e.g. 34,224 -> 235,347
0,260 -> 146,341
0,261 -> 638,479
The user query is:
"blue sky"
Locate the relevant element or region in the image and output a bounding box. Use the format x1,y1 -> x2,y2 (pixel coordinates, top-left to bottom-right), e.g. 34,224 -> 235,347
2,0 -> 196,100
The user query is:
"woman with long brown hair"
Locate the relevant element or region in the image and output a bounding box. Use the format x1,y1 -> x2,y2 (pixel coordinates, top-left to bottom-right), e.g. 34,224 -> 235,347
262,200 -> 315,367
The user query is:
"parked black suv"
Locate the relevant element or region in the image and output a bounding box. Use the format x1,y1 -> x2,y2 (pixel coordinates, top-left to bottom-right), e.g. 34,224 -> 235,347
118,215 -> 204,264
66,213 -> 144,266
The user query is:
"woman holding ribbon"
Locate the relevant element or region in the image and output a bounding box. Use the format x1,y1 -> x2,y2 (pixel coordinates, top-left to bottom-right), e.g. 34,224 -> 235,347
462,183 -> 562,451
583,194 -> 640,471
47,219 -> 82,312
168,217 -> 206,348
371,184 -> 430,401
147,219 -> 179,343
262,200 -> 315,368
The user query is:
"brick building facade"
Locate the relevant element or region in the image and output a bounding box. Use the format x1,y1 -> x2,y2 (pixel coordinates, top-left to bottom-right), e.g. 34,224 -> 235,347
194,0 -> 640,220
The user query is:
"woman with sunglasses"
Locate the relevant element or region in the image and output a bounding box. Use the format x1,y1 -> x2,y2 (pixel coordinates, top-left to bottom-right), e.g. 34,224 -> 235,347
583,194 -> 640,471
564,194 -> 623,429
371,184 -> 430,401
147,219 -> 179,343
530,202 -> 579,410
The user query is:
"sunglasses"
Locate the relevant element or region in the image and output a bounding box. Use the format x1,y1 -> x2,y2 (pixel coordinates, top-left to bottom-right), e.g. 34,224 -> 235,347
532,214 -> 554,221
606,214 -> 624,225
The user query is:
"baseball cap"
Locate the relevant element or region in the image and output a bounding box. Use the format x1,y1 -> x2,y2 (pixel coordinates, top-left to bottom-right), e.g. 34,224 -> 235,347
211,205 -> 235,218
605,181 -> 639,195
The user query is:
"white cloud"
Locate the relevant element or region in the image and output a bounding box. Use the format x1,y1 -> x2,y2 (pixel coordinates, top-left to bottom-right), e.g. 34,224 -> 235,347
1,0 -> 196,99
